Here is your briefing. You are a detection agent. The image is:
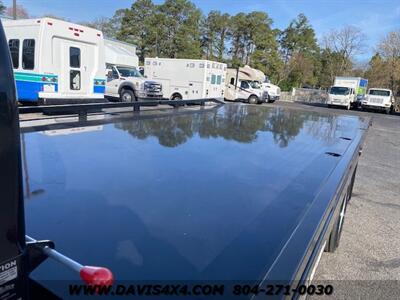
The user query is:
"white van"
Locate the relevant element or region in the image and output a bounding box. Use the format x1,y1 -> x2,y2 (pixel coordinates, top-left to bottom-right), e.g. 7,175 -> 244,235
362,88 -> 394,113
144,58 -> 226,100
3,18 -> 106,103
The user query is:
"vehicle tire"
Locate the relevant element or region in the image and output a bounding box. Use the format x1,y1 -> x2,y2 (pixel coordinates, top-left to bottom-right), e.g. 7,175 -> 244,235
248,95 -> 258,105
171,94 -> 183,100
267,99 -> 275,104
120,89 -> 135,103
325,197 -> 347,253
327,104 -> 332,108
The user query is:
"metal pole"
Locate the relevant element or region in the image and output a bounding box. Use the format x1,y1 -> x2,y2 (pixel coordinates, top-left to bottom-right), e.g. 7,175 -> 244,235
26,236 -> 83,273
13,0 -> 17,20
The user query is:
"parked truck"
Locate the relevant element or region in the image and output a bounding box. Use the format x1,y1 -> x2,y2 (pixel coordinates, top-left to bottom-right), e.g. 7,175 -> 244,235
3,18 -> 106,104
248,66 -> 281,103
225,67 -> 268,104
105,39 -> 163,102
327,77 -> 368,110
1,20 -> 370,300
144,57 -> 226,100
361,88 -> 394,113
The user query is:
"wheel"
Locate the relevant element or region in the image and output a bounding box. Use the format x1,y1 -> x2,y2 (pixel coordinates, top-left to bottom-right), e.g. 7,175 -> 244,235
171,94 -> 182,100
325,197 -> 347,252
268,100 -> 275,103
120,89 -> 135,102
327,104 -> 332,108
248,95 -> 258,104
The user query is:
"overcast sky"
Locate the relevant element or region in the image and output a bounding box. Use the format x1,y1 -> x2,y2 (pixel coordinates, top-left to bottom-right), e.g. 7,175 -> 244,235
3,0 -> 400,62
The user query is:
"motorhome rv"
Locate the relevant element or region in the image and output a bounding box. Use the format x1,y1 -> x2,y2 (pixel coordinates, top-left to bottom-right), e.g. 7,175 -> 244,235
225,67 -> 267,104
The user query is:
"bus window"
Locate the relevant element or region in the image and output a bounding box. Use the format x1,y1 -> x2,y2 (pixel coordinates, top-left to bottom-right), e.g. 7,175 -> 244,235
70,70 -> 81,90
22,39 -> 35,70
70,47 -> 81,68
8,39 -> 19,69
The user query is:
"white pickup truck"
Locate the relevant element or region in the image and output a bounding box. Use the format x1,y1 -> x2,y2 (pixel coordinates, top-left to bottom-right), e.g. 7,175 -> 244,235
361,88 -> 394,113
106,65 -> 163,102
104,39 -> 163,102
261,78 -> 281,103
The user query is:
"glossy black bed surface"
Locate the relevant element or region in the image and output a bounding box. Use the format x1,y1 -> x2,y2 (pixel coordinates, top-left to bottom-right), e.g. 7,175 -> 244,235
23,104 -> 366,284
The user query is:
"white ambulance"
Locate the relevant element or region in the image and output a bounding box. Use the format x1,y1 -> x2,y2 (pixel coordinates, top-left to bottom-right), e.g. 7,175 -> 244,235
3,18 -> 106,103
144,58 -> 226,100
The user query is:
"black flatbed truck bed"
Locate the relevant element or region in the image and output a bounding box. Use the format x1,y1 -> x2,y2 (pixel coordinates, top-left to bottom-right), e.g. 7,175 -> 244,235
0,21 -> 369,299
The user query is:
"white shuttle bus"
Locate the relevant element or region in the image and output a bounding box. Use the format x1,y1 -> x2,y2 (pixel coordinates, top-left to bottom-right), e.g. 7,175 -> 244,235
3,18 -> 106,103
144,58 -> 226,100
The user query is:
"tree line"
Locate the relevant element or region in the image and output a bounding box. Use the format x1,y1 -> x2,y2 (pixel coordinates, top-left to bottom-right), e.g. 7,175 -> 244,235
1,0 -> 399,94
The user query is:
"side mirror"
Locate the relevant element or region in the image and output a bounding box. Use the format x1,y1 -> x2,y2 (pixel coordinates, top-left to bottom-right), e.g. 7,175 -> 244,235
107,71 -> 112,79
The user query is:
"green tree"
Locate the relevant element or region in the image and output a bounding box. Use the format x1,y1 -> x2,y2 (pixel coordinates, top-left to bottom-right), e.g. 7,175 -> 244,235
0,1 -> 6,14
201,11 -> 230,60
279,14 -> 319,89
83,13 -> 124,39
157,0 -> 202,58
117,0 -> 158,62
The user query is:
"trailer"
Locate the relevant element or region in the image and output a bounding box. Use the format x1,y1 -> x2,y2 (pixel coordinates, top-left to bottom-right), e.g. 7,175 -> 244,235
144,57 -> 226,100
3,18 -> 106,103
105,39 -> 163,101
1,20 -> 370,299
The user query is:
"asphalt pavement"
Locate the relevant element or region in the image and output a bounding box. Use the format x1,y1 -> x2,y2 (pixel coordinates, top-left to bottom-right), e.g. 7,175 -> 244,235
266,101 -> 400,299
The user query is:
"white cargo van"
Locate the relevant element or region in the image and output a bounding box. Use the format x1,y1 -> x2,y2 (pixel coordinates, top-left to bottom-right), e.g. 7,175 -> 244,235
104,39 -> 162,102
327,77 -> 368,110
3,18 -> 106,103
361,88 -> 394,113
144,58 -> 226,100
225,67 -> 267,104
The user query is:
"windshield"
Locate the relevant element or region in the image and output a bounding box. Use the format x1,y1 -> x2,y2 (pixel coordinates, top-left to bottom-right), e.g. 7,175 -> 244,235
329,86 -> 350,95
250,81 -> 261,89
369,89 -> 390,97
117,67 -> 143,78
263,77 -> 271,84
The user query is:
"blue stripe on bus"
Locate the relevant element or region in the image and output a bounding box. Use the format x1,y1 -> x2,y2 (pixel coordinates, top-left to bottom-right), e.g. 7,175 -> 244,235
94,86 -> 105,94
16,80 -> 58,102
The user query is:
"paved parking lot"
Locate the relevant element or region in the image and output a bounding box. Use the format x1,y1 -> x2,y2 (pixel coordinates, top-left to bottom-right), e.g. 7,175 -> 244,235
266,101 -> 400,299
